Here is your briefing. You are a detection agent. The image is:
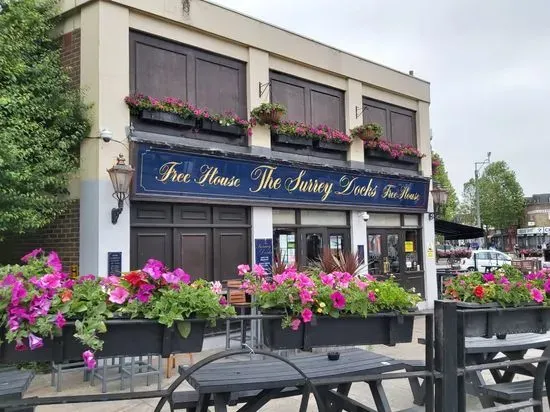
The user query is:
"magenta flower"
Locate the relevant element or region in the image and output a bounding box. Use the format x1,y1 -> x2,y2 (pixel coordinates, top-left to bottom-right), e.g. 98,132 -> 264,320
47,252 -> 63,272
8,317 -> 19,332
482,273 -> 495,283
219,296 -> 228,306
544,280 -> 550,294
330,291 -> 346,310
531,288 -> 544,303
355,280 -> 368,290
368,291 -> 377,302
136,284 -> 155,303
28,333 -> 44,351
21,248 -> 43,263
253,264 -> 266,277
173,268 -> 191,284
143,259 -> 164,280
54,312 -> 66,329
237,264 -> 251,275
301,308 -> 313,323
320,273 -> 335,287
299,289 -> 314,305
39,273 -> 62,289
82,350 -> 97,369
162,272 -> 179,284
108,287 -> 130,304
290,318 -> 301,331
10,282 -> 27,305
102,276 -> 120,286
500,276 -> 510,285
15,340 -> 27,351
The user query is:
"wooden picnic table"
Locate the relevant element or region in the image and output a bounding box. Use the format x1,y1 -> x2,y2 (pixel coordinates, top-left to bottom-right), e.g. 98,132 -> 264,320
179,348 -> 407,412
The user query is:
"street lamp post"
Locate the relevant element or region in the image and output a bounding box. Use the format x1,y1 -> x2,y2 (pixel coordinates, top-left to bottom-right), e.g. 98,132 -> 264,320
474,152 -> 491,228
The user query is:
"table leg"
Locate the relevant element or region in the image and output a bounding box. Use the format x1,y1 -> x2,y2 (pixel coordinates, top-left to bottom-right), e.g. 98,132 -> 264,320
196,394 -> 209,412
236,387 -> 283,412
213,393 -> 230,412
465,354 -> 495,408
368,380 -> 391,412
500,350 -> 528,382
299,385 -> 310,412
333,383 -> 352,412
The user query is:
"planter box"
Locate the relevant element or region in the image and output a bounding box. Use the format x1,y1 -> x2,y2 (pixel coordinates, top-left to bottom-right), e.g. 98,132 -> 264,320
273,133 -> 313,147
456,302 -> 550,338
262,312 -> 414,350
139,110 -> 196,128
0,319 -> 206,363
365,149 -> 420,165
200,119 -> 245,137
314,140 -> 349,153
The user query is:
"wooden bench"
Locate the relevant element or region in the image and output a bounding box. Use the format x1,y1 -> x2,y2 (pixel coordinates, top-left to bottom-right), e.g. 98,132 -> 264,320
401,360 -> 427,406
172,387 -> 303,410
479,380 -> 546,403
0,369 -> 35,412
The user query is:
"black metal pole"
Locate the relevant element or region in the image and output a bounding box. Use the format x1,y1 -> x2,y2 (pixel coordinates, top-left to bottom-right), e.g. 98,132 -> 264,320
434,300 -> 458,412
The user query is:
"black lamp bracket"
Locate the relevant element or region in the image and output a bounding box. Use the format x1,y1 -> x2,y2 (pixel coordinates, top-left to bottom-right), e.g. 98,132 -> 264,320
355,105 -> 368,119
259,81 -> 271,98
111,198 -> 125,224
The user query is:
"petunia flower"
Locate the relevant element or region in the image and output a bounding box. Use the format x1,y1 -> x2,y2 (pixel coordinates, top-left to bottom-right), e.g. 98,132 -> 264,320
219,296 -> 228,306
54,312 -> 66,329
320,273 -> 335,287
162,272 -> 179,285
108,286 -> 130,304
82,350 -> 97,369
173,268 -> 191,284
143,259 -> 164,280
299,289 -> 314,305
38,273 -> 62,290
210,281 -> 223,294
330,291 -> 346,309
531,288 -> 544,303
482,273 -> 495,283
253,264 -> 266,277
290,318 -> 301,331
21,248 -> 43,263
47,252 -> 63,273
135,284 -> 155,303
368,291 -> 377,302
301,308 -> 313,323
28,333 -> 44,351
237,264 -> 250,275
15,340 -> 27,351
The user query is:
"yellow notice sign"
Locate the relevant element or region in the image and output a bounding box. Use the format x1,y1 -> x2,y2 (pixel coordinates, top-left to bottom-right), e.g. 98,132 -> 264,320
405,241 -> 414,252
427,247 -> 435,259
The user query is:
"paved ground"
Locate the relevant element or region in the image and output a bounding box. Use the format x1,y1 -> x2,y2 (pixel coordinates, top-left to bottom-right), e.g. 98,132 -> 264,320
21,317 -> 546,411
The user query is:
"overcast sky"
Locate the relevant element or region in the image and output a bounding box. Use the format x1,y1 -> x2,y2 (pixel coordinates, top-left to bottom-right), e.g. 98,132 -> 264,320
211,0 -> 549,197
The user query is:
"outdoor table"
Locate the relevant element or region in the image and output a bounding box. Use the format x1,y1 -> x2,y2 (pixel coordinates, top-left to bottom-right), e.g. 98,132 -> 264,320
179,348 -> 406,412
0,369 -> 35,412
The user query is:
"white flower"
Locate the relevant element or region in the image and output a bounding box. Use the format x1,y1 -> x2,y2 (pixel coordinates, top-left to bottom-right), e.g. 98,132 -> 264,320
211,281 -> 223,294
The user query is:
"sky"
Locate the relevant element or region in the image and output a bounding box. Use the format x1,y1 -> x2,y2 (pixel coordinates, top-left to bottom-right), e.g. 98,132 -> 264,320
210,0 -> 549,197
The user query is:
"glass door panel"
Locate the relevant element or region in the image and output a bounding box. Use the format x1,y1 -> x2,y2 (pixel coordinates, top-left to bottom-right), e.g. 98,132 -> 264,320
273,229 -> 297,265
305,232 -> 323,264
387,233 -> 401,275
368,234 -> 383,276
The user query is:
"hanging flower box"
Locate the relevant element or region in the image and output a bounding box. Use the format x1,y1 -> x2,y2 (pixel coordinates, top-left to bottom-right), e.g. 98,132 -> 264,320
139,110 -> 197,128
238,264 -> 420,350
443,266 -> 550,337
0,251 -> 234,368
273,132 -> 313,147
365,148 -> 420,164
315,140 -> 349,153
200,118 -> 245,137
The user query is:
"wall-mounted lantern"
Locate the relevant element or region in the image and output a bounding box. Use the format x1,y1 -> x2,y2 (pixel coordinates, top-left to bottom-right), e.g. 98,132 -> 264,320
429,182 -> 449,221
107,154 -> 134,224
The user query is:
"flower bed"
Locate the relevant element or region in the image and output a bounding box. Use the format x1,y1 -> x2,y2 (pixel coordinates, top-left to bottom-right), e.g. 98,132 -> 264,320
0,251 -> 234,367
436,249 -> 472,259
365,139 -> 424,162
520,248 -> 543,258
124,94 -> 251,137
271,121 -> 352,148
239,264 -> 420,349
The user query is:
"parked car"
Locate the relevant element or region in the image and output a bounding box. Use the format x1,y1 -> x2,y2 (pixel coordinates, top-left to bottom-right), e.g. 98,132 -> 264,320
459,249 -> 512,272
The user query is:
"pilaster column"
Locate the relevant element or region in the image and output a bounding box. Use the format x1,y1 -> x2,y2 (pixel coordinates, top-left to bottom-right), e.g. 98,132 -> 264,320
247,48 -> 270,154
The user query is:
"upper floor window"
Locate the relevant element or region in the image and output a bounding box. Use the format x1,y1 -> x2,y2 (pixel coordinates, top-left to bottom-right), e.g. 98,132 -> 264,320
270,71 -> 345,131
362,98 -> 417,147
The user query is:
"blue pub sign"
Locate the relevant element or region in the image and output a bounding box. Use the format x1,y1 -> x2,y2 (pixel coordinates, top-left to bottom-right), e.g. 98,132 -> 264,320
135,145 -> 429,211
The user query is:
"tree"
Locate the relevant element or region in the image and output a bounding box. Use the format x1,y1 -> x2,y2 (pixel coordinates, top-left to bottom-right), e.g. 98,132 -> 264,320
432,152 -> 458,221
0,0 -> 90,237
456,178 -> 477,226
478,161 -> 524,229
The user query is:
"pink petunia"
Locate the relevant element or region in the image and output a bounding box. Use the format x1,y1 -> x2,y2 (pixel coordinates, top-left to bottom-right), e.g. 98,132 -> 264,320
173,268 -> 191,284
237,264 -> 251,275
47,252 -> 63,273
531,288 -> 544,303
219,296 -> 228,306
28,333 -> 44,351
38,273 -> 62,290
143,259 -> 164,280
54,312 -> 66,329
299,289 -> 314,305
211,281 -> 223,294
368,291 -> 377,303
482,273 -> 495,283
330,291 -> 346,310
162,272 -> 179,285
82,350 -> 97,369
290,318 -> 301,331
136,284 -> 155,303
21,248 -> 43,263
108,287 -> 130,304
320,273 -> 335,287
301,308 -> 313,323
15,340 -> 27,351
253,264 -> 266,277
545,280 -> 550,294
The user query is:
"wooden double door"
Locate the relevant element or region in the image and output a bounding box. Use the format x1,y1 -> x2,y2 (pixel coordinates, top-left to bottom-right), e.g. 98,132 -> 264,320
131,203 -> 250,281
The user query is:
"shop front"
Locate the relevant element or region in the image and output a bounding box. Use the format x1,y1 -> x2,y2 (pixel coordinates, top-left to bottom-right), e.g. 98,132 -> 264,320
130,144 -> 430,291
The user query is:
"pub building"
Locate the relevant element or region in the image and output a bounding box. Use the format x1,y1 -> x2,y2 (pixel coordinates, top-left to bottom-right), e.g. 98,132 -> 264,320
0,1 -> 437,304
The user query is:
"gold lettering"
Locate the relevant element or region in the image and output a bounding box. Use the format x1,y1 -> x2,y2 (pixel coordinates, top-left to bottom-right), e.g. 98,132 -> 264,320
249,165 -> 281,193
195,165 -> 240,187
399,186 -> 420,202
156,161 -> 192,183
382,185 -> 400,199
336,176 -> 378,197
284,170 -> 333,201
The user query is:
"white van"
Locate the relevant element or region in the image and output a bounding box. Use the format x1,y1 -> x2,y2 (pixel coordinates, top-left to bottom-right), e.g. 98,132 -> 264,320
459,249 -> 512,272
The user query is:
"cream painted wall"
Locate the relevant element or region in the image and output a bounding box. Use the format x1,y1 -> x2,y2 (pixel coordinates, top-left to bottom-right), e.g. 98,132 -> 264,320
247,48 -> 270,149
61,0 -> 429,102
345,79 -> 364,164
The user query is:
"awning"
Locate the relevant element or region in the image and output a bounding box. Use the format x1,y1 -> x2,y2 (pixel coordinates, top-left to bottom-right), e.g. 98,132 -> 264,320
435,219 -> 485,240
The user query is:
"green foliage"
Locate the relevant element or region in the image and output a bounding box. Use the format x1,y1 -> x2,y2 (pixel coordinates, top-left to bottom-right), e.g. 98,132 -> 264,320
431,152 -> 458,220
478,161 -> 525,229
250,102 -> 287,125
349,123 -> 383,140
457,178 -> 477,226
0,0 -> 90,237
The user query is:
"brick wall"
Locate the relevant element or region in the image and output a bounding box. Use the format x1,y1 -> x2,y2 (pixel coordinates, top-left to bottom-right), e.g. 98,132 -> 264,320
60,29 -> 81,89
0,201 -> 80,272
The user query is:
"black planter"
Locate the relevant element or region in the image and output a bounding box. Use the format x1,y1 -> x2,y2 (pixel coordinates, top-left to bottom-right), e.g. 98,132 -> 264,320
139,110 -> 196,128
314,140 -> 349,152
261,312 -> 414,350
365,149 -> 420,165
0,319 -> 206,363
456,303 -> 550,338
273,133 -> 313,147
200,119 -> 245,137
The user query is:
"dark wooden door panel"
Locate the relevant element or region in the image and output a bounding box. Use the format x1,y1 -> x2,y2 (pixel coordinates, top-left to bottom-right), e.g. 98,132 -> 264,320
311,90 -> 342,130
135,42 -> 188,99
390,111 -> 415,146
131,202 -> 172,224
174,204 -> 212,224
213,206 -> 248,225
131,228 -> 173,270
195,58 -> 242,115
363,104 -> 388,135
174,228 -> 212,280
271,78 -> 307,123
362,97 -> 416,146
214,228 -> 249,281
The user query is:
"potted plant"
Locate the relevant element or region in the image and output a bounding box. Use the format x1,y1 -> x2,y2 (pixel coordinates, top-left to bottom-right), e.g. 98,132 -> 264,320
313,125 -> 351,152
0,251 -> 235,366
271,121 -> 314,147
238,264 -> 421,350
365,139 -> 424,164
443,265 -> 550,337
350,123 -> 383,142
200,111 -> 250,138
124,94 -> 198,128
250,102 -> 287,126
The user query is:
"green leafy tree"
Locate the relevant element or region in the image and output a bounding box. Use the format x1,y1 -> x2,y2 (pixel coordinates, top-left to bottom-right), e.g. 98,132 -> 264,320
478,161 -> 524,229
0,0 -> 90,237
456,179 -> 477,226
432,152 -> 458,221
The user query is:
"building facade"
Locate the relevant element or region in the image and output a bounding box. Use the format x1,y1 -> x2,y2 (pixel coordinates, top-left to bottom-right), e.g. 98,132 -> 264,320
3,1 -> 437,303
517,194 -> 550,249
